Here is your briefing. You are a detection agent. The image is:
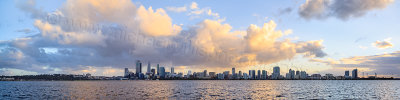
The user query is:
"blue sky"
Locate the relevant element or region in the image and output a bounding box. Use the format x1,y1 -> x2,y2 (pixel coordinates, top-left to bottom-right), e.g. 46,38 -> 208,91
0,0 -> 399,77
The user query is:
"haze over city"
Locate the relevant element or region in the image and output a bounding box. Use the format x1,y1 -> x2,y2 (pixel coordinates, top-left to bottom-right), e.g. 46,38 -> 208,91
0,0 -> 399,78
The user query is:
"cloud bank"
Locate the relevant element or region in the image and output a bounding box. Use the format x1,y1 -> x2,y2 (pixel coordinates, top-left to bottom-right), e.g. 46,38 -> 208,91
311,51 -> 400,77
299,0 -> 395,20
0,0 -> 327,75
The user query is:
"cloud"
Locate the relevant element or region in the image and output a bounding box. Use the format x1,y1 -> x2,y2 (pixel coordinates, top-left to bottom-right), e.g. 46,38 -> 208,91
137,6 -> 182,36
310,51 -> 400,77
299,0 -> 395,20
1,0 -> 327,76
15,28 -> 36,34
372,38 -> 394,49
278,7 -> 293,15
166,6 -> 187,13
187,2 -> 220,19
190,2 -> 198,9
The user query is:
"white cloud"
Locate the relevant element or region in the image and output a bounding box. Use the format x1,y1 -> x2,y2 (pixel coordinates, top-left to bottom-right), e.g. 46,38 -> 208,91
190,2 -> 198,9
372,38 -> 394,49
166,6 -> 187,13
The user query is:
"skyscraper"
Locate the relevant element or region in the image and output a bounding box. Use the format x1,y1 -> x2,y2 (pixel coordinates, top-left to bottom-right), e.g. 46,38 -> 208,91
124,68 -> 129,78
352,69 -> 358,79
345,70 -> 350,77
160,67 -> 165,78
157,64 -> 160,75
232,68 -> 236,79
203,70 -> 207,77
272,66 -> 280,79
151,69 -> 156,77
262,70 -> 267,79
136,60 -> 142,76
147,62 -> 151,73
238,71 -> 242,79
171,67 -> 174,74
257,70 -> 261,79
251,70 -> 256,79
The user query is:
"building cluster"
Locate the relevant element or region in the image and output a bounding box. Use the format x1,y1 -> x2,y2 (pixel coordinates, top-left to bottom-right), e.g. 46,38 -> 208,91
123,61 -> 371,80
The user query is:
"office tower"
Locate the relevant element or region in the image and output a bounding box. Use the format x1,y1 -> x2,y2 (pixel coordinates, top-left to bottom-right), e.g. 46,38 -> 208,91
217,73 -> 225,80
124,68 -> 129,78
223,71 -> 230,79
257,70 -> 261,79
232,68 -> 236,79
188,70 -> 192,76
171,67 -> 174,74
272,66 -> 280,79
136,60 -> 142,76
238,71 -> 242,79
249,70 -> 251,78
203,70 -> 207,77
289,69 -> 295,79
209,72 -> 216,78
262,70 -> 267,79
151,69 -> 156,77
160,67 -> 166,78
300,71 -> 307,79
352,69 -> 358,79
147,62 -> 151,73
157,64 -> 160,75
296,71 -> 300,76
243,73 -> 249,80
251,70 -> 256,79
345,70 -> 350,76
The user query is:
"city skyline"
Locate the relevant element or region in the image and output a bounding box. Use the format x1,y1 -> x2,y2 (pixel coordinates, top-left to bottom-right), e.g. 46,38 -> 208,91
118,60 -> 387,80
0,0 -> 400,77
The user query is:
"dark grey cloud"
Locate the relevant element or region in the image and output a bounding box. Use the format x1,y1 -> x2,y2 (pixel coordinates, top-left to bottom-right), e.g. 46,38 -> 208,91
299,0 -> 394,20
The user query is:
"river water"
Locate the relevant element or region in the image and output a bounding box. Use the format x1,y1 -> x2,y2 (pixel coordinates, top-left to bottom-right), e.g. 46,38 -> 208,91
1,80 -> 399,99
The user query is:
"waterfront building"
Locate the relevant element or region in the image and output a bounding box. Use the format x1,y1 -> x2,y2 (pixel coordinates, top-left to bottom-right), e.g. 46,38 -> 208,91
262,70 -> 267,79
203,70 -> 207,77
310,74 -> 322,80
209,72 -> 216,78
151,69 -> 156,77
217,73 -> 224,80
238,71 -> 242,79
257,70 -> 261,79
171,67 -> 174,74
147,62 -> 151,73
243,73 -> 249,80
124,68 -> 129,78
272,66 -> 280,79
300,71 -> 307,79
250,70 -> 256,79
223,71 -> 230,79
136,60 -> 142,76
232,68 -> 236,75
157,64 -> 160,75
160,67 -> 166,78
352,69 -> 358,79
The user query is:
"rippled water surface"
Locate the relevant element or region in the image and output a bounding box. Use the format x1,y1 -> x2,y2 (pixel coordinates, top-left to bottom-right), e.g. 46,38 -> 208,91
1,80 -> 400,99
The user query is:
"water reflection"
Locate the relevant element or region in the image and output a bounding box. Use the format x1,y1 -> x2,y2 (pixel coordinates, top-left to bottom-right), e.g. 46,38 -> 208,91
0,80 -> 399,99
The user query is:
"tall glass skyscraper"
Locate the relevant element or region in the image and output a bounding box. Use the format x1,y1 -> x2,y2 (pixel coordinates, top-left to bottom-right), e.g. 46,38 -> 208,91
136,60 -> 142,76
147,62 -> 151,73
352,69 -> 358,79
272,66 -> 280,79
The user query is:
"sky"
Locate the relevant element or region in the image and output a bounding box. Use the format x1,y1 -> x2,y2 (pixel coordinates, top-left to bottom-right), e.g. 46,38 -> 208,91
0,0 -> 399,77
